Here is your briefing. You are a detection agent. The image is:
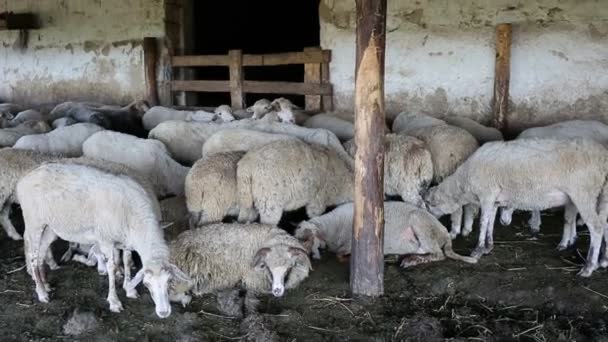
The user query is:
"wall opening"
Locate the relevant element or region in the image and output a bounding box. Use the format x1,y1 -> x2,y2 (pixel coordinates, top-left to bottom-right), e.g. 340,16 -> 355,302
191,0 -> 320,108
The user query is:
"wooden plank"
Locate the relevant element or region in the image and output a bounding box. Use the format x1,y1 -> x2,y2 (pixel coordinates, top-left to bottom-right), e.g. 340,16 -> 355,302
492,23 -> 512,132
171,80 -> 230,92
143,37 -> 160,106
171,55 -> 229,67
321,52 -> 333,111
229,50 -> 245,109
304,47 -> 322,111
171,49 -> 331,67
351,0 -> 387,297
244,81 -> 332,95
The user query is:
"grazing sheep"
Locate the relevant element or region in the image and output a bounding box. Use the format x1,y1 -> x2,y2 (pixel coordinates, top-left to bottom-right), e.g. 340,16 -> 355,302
9,110 -> 45,127
52,117 -> 77,128
0,120 -> 52,147
168,223 -> 311,314
82,131 -> 189,197
343,134 -> 433,207
443,116 -> 503,143
392,112 -> 446,134
304,113 -> 354,141
185,152 -> 245,226
202,129 -> 299,158
295,202 -> 477,266
405,124 -> 480,238
14,123 -> 104,157
17,163 -> 191,317
424,138 -> 608,277
237,139 -> 353,224
143,107 -> 219,131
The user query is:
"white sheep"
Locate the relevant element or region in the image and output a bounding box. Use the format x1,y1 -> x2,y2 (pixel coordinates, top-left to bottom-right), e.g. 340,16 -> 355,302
82,131 -> 189,197
0,121 -> 52,147
343,134 -> 433,207
443,116 -> 503,143
424,138 -> 608,277
9,110 -> 45,127
304,113 -> 354,142
295,202 -> 477,266
168,223 -> 311,315
392,112 -> 446,134
202,129 -> 299,158
17,163 -> 191,317
185,152 -> 245,226
14,123 -> 104,157
143,106 -> 224,131
270,97 -> 310,124
404,124 -> 480,238
237,139 -> 353,224
247,99 -> 274,119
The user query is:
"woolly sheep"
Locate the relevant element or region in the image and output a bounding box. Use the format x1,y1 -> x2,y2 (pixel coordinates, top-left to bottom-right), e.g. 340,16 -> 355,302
0,120 -> 52,147
258,107 -> 296,124
424,138 -> 608,277
343,134 -> 433,207
270,97 -> 310,124
9,109 -> 45,127
295,202 -> 477,266
304,113 -> 354,141
443,116 -> 503,143
202,129 -> 299,158
17,163 -> 191,317
248,99 -> 274,119
392,112 -> 446,134
185,152 -> 245,226
82,131 -> 189,197
14,123 -> 104,157
143,106 -> 221,131
169,223 -> 311,314
237,139 -> 353,224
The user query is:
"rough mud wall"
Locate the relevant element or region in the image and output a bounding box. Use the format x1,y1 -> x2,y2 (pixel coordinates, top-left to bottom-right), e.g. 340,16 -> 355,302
320,0 -> 608,132
0,0 -> 165,106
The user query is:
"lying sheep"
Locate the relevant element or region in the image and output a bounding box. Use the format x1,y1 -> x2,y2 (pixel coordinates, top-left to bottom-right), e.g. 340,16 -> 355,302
237,139 -> 353,224
0,103 -> 21,121
14,123 -> 104,157
270,97 -> 310,124
17,163 -> 191,317
49,102 -> 111,128
392,112 -> 446,134
258,107 -> 296,124
9,110 -> 45,127
443,116 -> 503,143
142,106 -> 230,131
404,125 -> 479,238
295,202 -> 477,267
202,129 -> 299,158
424,138 -> 608,277
169,223 -> 311,315
83,131 -> 189,197
248,99 -> 274,119
304,113 -> 354,141
52,117 -> 77,128
185,152 -> 244,226
343,134 -> 433,207
0,120 -> 52,147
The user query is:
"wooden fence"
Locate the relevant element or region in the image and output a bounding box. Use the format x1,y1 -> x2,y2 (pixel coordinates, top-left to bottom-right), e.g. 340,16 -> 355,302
170,47 -> 333,112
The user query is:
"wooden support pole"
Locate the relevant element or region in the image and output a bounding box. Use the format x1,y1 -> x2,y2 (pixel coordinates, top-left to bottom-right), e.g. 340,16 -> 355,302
304,47 -> 322,112
143,37 -> 160,106
321,52 -> 333,111
229,50 -> 245,109
350,0 -> 387,297
492,23 -> 512,132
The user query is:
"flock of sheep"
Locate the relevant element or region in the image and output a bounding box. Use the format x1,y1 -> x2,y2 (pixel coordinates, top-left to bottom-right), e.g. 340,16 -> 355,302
1,97 -> 607,320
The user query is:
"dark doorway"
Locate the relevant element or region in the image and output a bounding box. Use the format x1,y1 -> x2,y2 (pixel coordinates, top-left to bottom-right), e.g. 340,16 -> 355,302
191,0 -> 321,107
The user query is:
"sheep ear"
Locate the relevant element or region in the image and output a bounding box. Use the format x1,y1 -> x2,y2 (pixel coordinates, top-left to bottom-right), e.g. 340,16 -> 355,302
126,269 -> 145,291
168,263 -> 192,284
252,247 -> 270,270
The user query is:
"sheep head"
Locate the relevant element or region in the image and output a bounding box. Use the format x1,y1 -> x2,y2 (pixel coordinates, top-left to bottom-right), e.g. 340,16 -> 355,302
247,99 -> 273,119
214,105 -> 236,122
423,185 -> 461,218
294,221 -> 327,260
271,97 -> 301,112
252,245 -> 311,297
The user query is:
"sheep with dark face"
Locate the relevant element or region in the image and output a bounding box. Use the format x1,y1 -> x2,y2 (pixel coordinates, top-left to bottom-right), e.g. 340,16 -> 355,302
168,223 -> 311,315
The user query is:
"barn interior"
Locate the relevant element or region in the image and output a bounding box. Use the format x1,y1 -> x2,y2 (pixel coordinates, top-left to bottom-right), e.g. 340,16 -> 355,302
1,0 -> 608,341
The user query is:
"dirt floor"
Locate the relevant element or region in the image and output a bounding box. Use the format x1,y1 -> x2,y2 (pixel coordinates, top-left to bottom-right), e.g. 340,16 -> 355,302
2,205 -> 608,341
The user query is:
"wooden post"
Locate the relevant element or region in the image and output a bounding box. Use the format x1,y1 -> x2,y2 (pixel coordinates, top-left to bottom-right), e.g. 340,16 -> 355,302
143,37 -> 160,106
492,23 -> 512,132
321,51 -> 333,111
304,47 -> 322,112
229,50 -> 245,109
350,0 -> 387,297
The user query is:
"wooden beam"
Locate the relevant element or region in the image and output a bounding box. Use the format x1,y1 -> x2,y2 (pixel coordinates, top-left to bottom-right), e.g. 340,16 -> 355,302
304,47 -> 322,112
171,50 -> 332,67
171,80 -> 230,92
492,23 -> 512,132
244,81 -> 332,95
351,0 -> 387,297
229,50 -> 245,109
321,52 -> 333,111
143,37 -> 160,106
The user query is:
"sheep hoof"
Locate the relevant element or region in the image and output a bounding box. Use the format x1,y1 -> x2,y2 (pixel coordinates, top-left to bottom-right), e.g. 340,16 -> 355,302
449,231 -> 459,240
125,289 -> 139,299
108,300 -> 124,313
36,290 -> 50,303
577,266 -> 595,278
470,247 -> 486,259
181,295 -> 192,307
462,229 -> 472,237
8,233 -> 23,241
556,244 -> 568,252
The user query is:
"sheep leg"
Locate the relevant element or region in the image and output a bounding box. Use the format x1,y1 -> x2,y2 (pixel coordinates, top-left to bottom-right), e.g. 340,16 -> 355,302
462,204 -> 478,237
44,248 -> 60,271
528,210 -> 541,235
0,204 -> 21,240
499,207 -> 513,226
72,254 -> 97,267
400,253 -> 445,268
60,242 -> 78,263
122,250 -> 138,299
557,204 -> 578,251
449,208 -> 463,239
471,200 -> 498,258
572,197 -> 602,277
259,207 -> 283,225
100,244 -> 123,312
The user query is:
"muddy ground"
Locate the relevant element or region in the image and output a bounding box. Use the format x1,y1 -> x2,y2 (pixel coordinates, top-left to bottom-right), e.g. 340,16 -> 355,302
2,205 -> 608,341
